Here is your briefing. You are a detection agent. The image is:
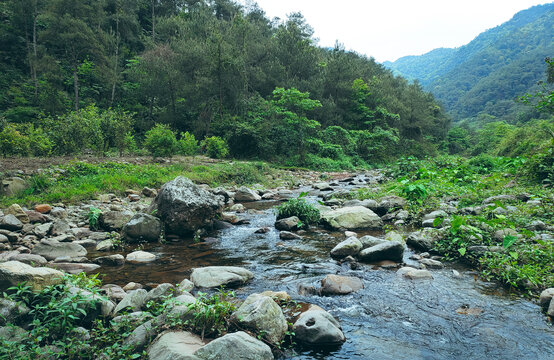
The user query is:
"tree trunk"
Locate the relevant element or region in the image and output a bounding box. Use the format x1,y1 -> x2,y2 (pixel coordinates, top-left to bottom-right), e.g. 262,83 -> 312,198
151,0 -> 155,41
32,2 -> 38,101
110,17 -> 120,106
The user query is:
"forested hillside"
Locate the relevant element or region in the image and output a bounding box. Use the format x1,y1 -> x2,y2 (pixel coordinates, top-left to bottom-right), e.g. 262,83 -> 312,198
0,0 -> 449,169
384,3 -> 554,123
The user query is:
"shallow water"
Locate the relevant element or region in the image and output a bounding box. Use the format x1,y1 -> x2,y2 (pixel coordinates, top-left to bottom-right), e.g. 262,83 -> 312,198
96,196 -> 554,360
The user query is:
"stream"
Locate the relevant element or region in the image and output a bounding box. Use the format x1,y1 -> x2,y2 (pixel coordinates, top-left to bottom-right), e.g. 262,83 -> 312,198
93,181 -> 554,360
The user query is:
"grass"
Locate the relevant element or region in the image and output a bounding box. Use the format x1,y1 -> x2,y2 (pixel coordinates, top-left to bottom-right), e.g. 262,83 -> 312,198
0,159 -> 297,207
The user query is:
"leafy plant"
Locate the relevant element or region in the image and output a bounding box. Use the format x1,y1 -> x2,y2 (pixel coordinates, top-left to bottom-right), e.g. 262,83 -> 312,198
88,207 -> 102,230
182,289 -> 236,339
276,192 -> 320,227
144,123 -> 178,158
201,136 -> 229,159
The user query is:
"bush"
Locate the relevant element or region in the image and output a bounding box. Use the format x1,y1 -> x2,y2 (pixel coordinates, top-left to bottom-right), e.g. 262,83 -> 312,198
144,123 -> 178,157
0,123 -> 30,157
276,193 -> 321,227
178,131 -> 199,156
201,136 -> 229,159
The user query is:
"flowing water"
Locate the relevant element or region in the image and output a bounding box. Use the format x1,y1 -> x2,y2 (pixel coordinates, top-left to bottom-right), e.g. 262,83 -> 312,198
94,185 -> 554,360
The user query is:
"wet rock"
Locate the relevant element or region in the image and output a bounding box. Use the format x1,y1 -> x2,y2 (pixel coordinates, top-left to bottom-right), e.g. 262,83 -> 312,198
95,239 -> 114,252
344,231 -> 357,237
0,214 -> 23,231
539,288 -> 554,307
313,182 -> 333,191
229,203 -> 245,213
194,331 -> 273,360
190,266 -> 253,288
293,309 -> 345,346
322,206 -> 383,230
126,251 -> 156,264
31,239 -> 87,261
320,274 -> 363,295
279,231 -> 302,240
99,210 -> 134,231
0,298 -> 30,326
397,267 -> 433,280
114,289 -> 148,314
122,213 -> 161,243
548,299 -> 554,317
94,254 -> 125,266
254,227 -> 270,234
419,258 -> 443,269
147,177 -> 224,236
275,216 -> 300,231
213,220 -> 233,230
234,187 -> 261,202
259,291 -> 291,302
221,212 -> 238,224
298,284 -> 318,296
123,282 -> 143,291
406,230 -> 436,252
0,261 -> 64,291
330,237 -> 362,258
358,235 -> 386,249
359,241 -> 404,263
9,253 -> 47,266
231,294 -> 288,344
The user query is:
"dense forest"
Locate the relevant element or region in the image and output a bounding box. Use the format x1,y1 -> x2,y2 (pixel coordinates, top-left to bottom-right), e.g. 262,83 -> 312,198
0,0 -> 450,169
384,3 -> 554,124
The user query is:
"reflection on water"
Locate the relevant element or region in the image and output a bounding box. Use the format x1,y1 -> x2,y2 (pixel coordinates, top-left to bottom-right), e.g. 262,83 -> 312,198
95,200 -> 554,360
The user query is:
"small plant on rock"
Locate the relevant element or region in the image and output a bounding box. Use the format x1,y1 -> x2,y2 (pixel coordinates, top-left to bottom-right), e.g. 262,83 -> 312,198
276,192 -> 320,227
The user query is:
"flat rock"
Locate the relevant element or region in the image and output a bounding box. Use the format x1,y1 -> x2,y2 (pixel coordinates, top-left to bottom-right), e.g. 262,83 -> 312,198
94,254 -> 125,266
31,239 -> 87,261
126,251 -> 156,263
397,267 -> 433,280
190,266 -> 253,288
194,331 -> 273,360
0,261 -> 64,291
359,241 -> 404,263
48,263 -> 100,274
322,206 -> 383,230
279,231 -> 302,240
122,213 -> 161,243
320,274 -> 363,295
0,215 -> 23,231
147,331 -> 205,360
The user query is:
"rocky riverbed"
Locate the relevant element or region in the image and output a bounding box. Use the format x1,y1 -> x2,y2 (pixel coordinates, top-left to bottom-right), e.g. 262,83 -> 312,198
0,171 -> 553,359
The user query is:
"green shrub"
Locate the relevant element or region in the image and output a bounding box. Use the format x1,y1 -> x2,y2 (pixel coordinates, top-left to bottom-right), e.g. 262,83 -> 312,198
144,123 -> 178,157
0,123 -> 30,157
201,136 -> 229,159
276,193 -> 321,227
27,125 -> 53,156
178,131 -> 199,156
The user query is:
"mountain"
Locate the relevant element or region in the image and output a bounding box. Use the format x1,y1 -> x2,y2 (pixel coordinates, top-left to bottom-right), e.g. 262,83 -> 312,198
384,3 -> 554,122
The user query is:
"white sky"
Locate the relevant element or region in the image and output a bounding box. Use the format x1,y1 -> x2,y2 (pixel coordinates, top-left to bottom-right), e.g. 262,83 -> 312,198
241,0 -> 553,62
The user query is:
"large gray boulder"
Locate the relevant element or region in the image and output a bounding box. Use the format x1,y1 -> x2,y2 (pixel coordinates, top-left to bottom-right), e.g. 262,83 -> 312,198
190,266 -> 253,288
330,237 -> 362,258
275,216 -> 300,231
231,294 -> 287,344
293,309 -> 345,346
99,210 -> 134,231
147,331 -> 205,360
31,239 -> 87,261
234,187 -> 261,202
114,289 -> 148,314
322,206 -> 383,230
194,331 -> 273,360
1,177 -> 27,196
147,177 -> 224,236
0,261 -> 64,291
122,213 -> 162,243
359,241 -> 404,263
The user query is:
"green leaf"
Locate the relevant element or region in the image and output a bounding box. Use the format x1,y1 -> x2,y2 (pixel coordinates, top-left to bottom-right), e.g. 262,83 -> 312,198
509,251 -> 519,260
458,247 -> 467,256
433,217 -> 444,227
502,235 -> 517,249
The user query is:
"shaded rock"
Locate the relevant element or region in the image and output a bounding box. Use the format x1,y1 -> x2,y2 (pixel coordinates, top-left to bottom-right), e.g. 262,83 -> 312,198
330,237 -> 362,258
322,206 -> 383,230
493,228 -> 518,242
419,258 -> 443,269
275,216 -> 300,231
231,294 -> 287,344
539,288 -> 554,307
234,187 -> 261,202
31,239 -> 87,261
406,231 -> 436,252
320,274 -> 363,295
145,283 -> 176,304
102,284 -> 127,302
9,254 -> 47,266
95,240 -> 114,252
99,210 -> 134,231
194,331 -> 273,360
397,267 -> 433,280
0,298 -> 30,326
190,266 -> 253,288
126,251 -> 156,264
147,177 -> 223,236
0,261 -> 64,291
293,309 -> 345,346
0,214 -> 23,231
359,241 -> 404,263
114,289 -> 147,314
279,231 -> 302,240
255,227 -> 270,234
142,187 -> 157,198
0,325 -> 28,342
213,220 -> 233,230
1,177 -> 27,196
483,195 -> 517,205
122,213 -> 161,243
146,330 -> 204,360
358,235 -> 386,249
94,254 -> 125,266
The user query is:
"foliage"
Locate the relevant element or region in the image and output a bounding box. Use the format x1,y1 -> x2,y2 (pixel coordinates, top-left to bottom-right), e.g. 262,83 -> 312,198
143,123 -> 178,158
276,192 -> 321,227
0,123 -> 30,157
88,207 -> 102,231
201,136 -> 229,159
178,131 -> 199,156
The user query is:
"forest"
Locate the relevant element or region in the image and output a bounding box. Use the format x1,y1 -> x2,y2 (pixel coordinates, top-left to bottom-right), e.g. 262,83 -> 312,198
0,0 -> 451,169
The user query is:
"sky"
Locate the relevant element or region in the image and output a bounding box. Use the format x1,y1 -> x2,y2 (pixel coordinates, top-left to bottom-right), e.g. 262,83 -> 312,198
240,0 -> 553,63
